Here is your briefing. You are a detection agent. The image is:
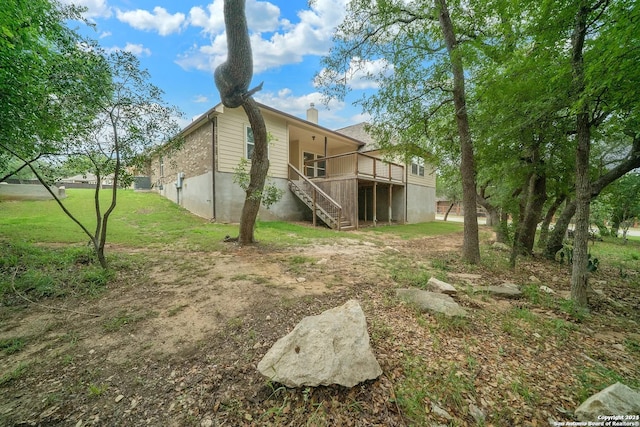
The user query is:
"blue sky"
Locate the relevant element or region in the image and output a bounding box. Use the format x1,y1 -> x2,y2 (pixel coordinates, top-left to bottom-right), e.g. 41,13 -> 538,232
62,0 -> 380,130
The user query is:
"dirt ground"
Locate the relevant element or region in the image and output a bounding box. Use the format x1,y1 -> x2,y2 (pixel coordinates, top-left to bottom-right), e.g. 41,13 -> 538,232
1,229 -> 639,426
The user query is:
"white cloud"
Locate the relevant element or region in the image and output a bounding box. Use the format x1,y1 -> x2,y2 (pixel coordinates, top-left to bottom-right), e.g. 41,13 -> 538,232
104,43 -> 151,57
189,0 -> 281,35
60,0 -> 111,18
254,90 -> 346,126
193,95 -> 209,103
116,7 -> 186,36
315,57 -> 392,90
99,31 -> 112,39
177,0 -> 349,75
123,43 -> 151,57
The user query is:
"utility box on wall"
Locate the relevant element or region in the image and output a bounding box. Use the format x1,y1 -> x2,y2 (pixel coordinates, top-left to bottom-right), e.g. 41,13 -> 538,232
175,172 -> 185,189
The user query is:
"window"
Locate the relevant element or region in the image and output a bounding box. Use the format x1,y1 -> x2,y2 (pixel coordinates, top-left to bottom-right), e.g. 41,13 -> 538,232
411,157 -> 425,177
159,156 -> 164,177
304,152 -> 325,178
245,126 -> 254,160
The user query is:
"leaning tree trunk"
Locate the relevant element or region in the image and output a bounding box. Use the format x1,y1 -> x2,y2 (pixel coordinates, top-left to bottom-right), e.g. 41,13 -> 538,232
544,199 -> 576,259
437,0 -> 480,264
443,202 -> 455,221
538,195 -> 566,248
238,99 -> 268,244
215,0 -> 267,244
512,169 -> 547,265
570,3 -> 591,308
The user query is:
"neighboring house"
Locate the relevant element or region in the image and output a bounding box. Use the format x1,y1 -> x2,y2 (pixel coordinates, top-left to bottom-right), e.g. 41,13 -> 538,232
148,102 -> 435,230
59,173 -> 114,186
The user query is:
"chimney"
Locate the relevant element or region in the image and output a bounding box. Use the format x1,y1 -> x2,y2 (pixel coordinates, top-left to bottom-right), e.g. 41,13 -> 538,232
306,102 -> 318,124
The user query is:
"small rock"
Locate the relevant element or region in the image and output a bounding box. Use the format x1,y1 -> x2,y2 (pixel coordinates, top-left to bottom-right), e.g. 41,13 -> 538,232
469,403 -> 485,423
474,285 -> 522,299
201,419 -> 213,427
115,394 -> 125,403
431,403 -> 452,420
296,277 -> 306,283
316,258 -> 328,265
426,277 -> 457,295
253,342 -> 261,349
396,288 -> 467,317
540,285 -> 555,294
384,246 -> 400,252
612,344 -> 625,351
130,399 -> 138,409
529,275 -> 541,283
593,289 -> 605,296
266,315 -> 271,321
75,420 -> 83,427
89,349 -> 95,355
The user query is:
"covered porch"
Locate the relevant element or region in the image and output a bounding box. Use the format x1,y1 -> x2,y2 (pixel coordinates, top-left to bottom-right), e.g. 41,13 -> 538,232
287,151 -> 405,230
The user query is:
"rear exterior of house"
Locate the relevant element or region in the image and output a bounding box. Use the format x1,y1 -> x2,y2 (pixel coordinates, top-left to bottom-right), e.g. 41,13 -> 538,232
148,103 -> 435,229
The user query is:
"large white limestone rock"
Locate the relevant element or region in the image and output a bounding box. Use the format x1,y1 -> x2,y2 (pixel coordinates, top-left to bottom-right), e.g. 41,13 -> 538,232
575,382 -> 640,421
257,300 -> 382,388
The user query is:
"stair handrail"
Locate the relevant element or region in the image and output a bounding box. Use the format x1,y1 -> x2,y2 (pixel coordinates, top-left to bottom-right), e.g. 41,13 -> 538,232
288,163 -> 343,230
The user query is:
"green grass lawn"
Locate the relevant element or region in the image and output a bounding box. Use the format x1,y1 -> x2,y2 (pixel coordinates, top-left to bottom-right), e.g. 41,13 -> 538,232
0,189 -> 235,249
361,220 -> 463,239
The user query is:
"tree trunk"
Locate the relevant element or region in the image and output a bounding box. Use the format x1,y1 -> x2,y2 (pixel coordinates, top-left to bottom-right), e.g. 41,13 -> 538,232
484,206 -> 499,227
215,0 -> 268,244
513,168 -> 547,260
437,0 -> 480,264
443,202 -> 455,221
497,211 -> 510,243
538,195 -> 566,248
237,97 -> 269,244
544,200 -> 576,259
570,3 -> 591,309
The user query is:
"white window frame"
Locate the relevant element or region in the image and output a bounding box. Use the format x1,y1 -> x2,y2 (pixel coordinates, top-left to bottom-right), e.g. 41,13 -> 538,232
245,126 -> 255,160
245,125 -> 270,160
303,151 -> 326,178
411,157 -> 425,177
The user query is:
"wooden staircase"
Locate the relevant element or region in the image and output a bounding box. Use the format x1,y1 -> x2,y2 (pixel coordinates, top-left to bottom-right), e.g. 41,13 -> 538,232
288,164 -> 353,231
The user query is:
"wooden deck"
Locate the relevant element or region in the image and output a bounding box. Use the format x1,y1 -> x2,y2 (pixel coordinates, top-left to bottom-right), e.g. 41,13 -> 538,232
303,152 -> 405,185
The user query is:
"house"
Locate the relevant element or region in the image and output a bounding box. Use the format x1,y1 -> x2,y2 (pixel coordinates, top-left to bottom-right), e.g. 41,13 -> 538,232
148,102 -> 435,229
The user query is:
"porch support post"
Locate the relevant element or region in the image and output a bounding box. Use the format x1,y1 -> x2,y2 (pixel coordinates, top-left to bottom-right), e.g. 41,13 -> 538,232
373,181 -> 377,227
312,188 -> 317,227
389,184 -> 393,225
364,186 -> 367,222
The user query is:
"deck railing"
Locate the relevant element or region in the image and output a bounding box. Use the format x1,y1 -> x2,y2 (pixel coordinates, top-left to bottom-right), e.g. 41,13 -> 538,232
303,152 -> 404,183
288,164 -> 344,230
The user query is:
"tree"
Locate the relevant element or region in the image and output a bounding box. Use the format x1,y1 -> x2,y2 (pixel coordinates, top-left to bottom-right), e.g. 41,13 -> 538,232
318,0 -> 480,263
435,0 -> 480,263
6,51 -> 183,268
0,0 -> 100,177
214,0 -> 267,245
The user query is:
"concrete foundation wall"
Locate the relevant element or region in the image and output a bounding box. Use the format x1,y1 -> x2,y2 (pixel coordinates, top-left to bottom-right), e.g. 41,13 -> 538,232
158,172 -> 213,219
406,183 -> 436,223
214,172 -> 307,223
